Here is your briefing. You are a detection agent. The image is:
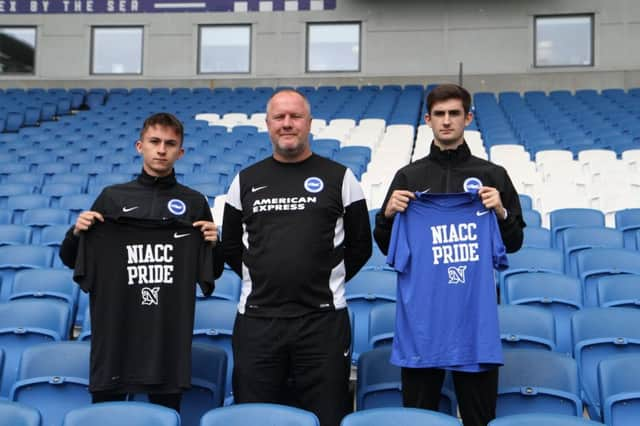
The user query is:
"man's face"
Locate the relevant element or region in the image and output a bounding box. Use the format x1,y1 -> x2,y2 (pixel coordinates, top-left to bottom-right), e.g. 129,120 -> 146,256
266,91 -> 312,162
425,98 -> 473,150
136,124 -> 184,177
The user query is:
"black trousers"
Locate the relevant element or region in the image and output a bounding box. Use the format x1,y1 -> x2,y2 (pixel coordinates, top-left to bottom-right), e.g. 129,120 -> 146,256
91,391 -> 182,412
232,309 -> 352,426
401,366 -> 498,426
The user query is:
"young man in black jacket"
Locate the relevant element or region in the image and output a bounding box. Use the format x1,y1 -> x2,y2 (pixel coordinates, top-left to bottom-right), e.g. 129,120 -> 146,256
223,89 -> 372,426
374,84 -> 525,426
60,112 -> 223,411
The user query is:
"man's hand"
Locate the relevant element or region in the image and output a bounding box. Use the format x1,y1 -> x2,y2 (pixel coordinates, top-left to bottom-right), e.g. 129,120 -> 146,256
478,186 -> 507,220
73,211 -> 105,236
384,190 -> 416,219
193,220 -> 219,246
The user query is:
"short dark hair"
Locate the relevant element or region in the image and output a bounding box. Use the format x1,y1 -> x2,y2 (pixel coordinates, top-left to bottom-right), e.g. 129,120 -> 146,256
139,112 -> 184,145
426,84 -> 472,115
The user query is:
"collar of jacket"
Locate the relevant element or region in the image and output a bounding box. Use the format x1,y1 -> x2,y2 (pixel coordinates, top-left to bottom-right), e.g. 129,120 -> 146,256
428,140 -> 472,166
137,169 -> 177,188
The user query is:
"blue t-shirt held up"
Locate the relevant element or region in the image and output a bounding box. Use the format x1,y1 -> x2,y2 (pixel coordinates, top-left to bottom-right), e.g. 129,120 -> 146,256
387,192 -> 508,372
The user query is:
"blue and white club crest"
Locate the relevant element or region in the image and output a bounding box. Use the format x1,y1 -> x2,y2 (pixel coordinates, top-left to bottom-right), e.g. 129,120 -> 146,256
167,199 -> 186,215
463,177 -> 483,194
304,177 -> 324,193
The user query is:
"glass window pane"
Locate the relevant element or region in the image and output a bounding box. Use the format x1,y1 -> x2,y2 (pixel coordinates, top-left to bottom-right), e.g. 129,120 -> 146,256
535,15 -> 593,67
92,27 -> 143,74
199,25 -> 251,74
307,23 -> 360,72
0,27 -> 36,74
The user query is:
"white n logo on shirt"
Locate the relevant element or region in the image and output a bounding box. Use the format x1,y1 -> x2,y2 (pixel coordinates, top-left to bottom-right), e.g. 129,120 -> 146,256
141,287 -> 160,305
448,266 -> 467,284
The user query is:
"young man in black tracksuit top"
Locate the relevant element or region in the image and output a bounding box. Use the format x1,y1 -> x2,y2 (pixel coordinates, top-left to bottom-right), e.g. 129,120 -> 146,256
60,112 -> 224,411
374,85 -> 525,426
223,89 -> 372,426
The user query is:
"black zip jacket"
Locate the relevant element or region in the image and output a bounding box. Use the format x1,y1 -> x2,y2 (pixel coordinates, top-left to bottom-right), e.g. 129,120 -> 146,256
374,141 -> 525,254
59,169 -> 224,279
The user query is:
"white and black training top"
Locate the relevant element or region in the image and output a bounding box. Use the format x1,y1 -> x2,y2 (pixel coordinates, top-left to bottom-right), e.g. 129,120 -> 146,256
223,154 -> 372,318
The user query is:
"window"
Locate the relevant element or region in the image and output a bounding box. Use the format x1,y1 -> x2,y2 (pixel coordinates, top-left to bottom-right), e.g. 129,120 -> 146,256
307,22 -> 360,72
0,27 -> 36,74
91,27 -> 143,74
534,14 -> 594,67
198,25 -> 251,74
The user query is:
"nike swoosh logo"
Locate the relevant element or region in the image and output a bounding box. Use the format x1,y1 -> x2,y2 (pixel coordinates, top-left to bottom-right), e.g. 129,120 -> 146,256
251,185 -> 268,193
476,210 -> 490,216
343,349 -> 350,357
122,206 -> 139,213
173,232 -> 191,239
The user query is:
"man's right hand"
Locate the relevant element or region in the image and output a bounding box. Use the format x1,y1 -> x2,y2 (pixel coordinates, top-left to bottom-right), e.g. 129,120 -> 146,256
73,211 -> 104,236
383,190 -> 416,219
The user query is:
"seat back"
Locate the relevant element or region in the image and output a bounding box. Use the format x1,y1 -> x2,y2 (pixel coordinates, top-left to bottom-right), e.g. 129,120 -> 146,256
356,347 -> 456,415
488,413 -> 603,425
346,269 -> 396,362
598,353 -> 640,426
576,248 -> 640,307
597,275 -> 640,308
0,245 -> 55,300
498,305 -> 556,351
571,308 -> 640,421
562,227 -> 623,276
193,299 -> 237,401
0,400 -> 41,426
549,208 -> 605,249
0,299 -> 70,396
342,407 -> 460,426
200,403 -> 319,426
63,401 -> 180,426
498,349 -> 581,417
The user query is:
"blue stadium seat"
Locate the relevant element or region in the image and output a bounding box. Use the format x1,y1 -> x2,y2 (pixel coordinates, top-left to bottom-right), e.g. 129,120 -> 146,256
504,272 -> 581,354
497,349 -> 581,417
522,227 -> 550,248
521,210 -> 542,228
615,208 -> 640,249
10,341 -> 91,426
193,299 -> 237,403
59,194 -> 95,223
342,407 -> 460,426
549,208 -> 605,249
598,353 -> 640,426
571,308 -> 640,421
0,184 -> 38,208
561,227 -> 623,276
356,347 -> 457,415
62,401 -> 180,426
7,194 -> 50,224
5,112 -> 25,133
488,413 -> 602,425
519,194 -> 533,210
0,400 -> 41,426
0,245 -> 55,300
345,269 -> 397,363
181,343 -> 227,426
21,208 -> 70,244
200,403 -> 318,426
368,303 -> 395,349
497,248 -> 564,294
11,269 -> 78,329
575,248 -> 640,307
189,183 -> 226,205
498,305 -> 556,351
0,225 -> 32,246
0,299 -> 70,396
597,275 -> 640,308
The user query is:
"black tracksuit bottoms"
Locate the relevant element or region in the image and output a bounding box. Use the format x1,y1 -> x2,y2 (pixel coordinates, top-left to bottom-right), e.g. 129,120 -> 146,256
401,366 -> 499,426
232,309 -> 352,426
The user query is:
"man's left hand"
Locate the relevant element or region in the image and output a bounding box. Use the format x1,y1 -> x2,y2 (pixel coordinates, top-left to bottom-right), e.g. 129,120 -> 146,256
478,186 -> 507,220
193,220 -> 219,245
